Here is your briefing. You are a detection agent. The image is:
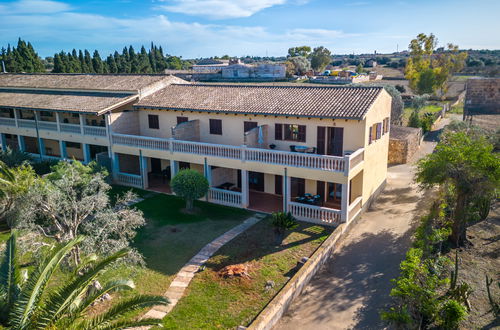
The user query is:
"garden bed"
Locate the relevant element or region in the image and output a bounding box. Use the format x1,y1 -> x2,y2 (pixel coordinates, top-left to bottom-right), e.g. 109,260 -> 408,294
161,220 -> 333,329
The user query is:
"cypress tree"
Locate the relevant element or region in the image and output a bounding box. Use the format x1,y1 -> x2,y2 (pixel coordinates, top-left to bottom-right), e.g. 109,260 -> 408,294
92,50 -> 104,73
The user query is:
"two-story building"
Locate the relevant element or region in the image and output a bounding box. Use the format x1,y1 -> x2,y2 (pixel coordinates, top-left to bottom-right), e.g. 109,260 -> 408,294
0,74 -> 391,227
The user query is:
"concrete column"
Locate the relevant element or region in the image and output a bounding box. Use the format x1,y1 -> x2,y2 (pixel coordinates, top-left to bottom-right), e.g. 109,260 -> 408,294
0,133 -> 7,151
59,140 -> 67,159
17,135 -> 25,152
283,169 -> 291,213
38,138 -> 45,156
105,113 -> 112,157
203,158 -> 212,186
341,181 -> 350,223
140,154 -> 148,189
241,169 -> 249,208
170,160 -> 179,179
13,109 -> 19,127
112,153 -> 120,177
83,144 -> 91,163
55,112 -> 61,132
79,114 -> 85,135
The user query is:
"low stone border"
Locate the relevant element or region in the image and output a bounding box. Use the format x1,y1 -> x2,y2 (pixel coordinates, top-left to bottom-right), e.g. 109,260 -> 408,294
243,222 -> 350,330
141,213 -> 266,322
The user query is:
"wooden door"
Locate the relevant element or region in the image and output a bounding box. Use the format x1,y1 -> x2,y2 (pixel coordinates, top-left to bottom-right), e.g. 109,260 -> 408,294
150,158 -> 162,173
316,181 -> 325,204
249,172 -> 264,192
327,127 -> 344,156
317,126 -> 326,155
275,175 -> 283,195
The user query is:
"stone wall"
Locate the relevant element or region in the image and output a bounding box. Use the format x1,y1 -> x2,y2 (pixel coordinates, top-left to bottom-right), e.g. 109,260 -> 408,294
171,120 -> 200,141
464,78 -> 500,114
388,126 -> 422,165
110,110 -> 140,135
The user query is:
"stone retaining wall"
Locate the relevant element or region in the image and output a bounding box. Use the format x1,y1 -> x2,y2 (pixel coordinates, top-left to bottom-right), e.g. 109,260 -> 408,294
245,223 -> 347,330
388,126 -> 422,165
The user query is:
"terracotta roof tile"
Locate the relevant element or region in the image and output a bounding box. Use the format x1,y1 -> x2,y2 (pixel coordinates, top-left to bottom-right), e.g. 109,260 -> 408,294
0,73 -> 174,92
0,89 -> 134,113
135,84 -> 384,119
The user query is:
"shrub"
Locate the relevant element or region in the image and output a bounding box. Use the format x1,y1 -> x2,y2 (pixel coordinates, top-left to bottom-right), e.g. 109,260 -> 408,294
408,109 -> 421,128
0,147 -> 32,167
439,299 -> 467,329
421,113 -> 435,133
271,211 -> 298,244
411,94 -> 429,110
171,169 -> 209,211
395,84 -> 406,93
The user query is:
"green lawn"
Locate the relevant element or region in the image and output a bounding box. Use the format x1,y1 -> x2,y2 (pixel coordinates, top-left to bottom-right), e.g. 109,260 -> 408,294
98,189 -> 253,302
161,220 -> 333,329
402,104 -> 443,125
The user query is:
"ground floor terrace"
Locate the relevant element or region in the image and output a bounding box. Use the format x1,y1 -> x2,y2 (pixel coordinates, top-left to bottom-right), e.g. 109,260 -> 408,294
113,153 -> 364,226
0,133 -> 109,163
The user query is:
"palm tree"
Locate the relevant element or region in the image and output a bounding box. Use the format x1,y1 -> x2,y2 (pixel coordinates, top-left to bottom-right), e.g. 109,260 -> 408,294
0,232 -> 168,329
0,161 -> 36,228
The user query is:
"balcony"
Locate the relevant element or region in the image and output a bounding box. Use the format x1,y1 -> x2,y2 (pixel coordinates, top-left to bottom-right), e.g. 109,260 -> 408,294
111,132 -> 364,173
0,118 -> 107,137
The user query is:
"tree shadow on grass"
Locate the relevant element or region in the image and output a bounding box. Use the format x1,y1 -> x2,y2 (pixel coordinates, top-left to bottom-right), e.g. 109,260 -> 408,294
202,220 -> 333,274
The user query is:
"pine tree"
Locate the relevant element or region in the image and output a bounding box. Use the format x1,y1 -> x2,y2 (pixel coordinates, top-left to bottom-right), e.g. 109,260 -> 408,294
92,50 -> 104,73
84,50 -> 94,73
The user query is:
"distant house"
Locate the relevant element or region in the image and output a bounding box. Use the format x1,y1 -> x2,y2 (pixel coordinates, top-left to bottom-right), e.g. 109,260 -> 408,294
192,59 -> 229,73
221,63 -> 286,79
365,59 -> 377,68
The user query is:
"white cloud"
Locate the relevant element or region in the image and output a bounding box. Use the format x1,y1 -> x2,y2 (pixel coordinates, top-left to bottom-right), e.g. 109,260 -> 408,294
2,0 -> 71,14
156,0 -> 287,19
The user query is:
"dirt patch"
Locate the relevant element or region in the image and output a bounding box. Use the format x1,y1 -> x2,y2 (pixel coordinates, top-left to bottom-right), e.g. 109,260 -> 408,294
453,203 -> 500,329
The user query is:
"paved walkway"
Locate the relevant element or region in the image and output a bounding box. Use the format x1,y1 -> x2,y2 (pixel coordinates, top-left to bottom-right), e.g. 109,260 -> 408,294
142,213 -> 266,320
274,118 -> 451,330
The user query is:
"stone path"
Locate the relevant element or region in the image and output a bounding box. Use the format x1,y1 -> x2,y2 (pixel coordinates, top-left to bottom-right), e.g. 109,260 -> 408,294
142,213 -> 267,321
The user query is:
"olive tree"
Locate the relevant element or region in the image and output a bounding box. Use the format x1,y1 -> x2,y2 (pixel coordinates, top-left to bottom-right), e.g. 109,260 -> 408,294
18,161 -> 145,265
171,169 -> 209,211
416,131 -> 500,246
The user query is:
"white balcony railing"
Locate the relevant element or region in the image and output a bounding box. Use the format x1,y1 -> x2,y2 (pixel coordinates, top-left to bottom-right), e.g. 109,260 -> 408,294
18,119 -> 36,129
115,172 -> 142,188
112,134 -> 169,151
111,133 -> 358,173
38,121 -> 58,131
83,126 -> 107,137
208,188 -> 242,207
289,201 -> 342,225
60,123 -> 81,134
0,117 -> 16,127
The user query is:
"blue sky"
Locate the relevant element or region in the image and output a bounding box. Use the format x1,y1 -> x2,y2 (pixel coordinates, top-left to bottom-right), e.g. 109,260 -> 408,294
1,0 -> 499,58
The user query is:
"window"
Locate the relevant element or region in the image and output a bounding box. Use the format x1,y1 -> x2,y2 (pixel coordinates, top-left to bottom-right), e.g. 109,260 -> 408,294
244,121 -> 258,133
384,118 -> 390,134
72,113 -> 80,118
66,142 -> 81,149
148,114 -> 159,129
40,111 -> 53,117
209,119 -> 222,135
275,123 -> 306,142
376,123 -> 382,139
368,126 -> 372,144
177,116 -> 188,124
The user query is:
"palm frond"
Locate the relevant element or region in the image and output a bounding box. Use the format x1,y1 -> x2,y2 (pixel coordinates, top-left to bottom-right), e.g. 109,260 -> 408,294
0,231 -> 21,322
0,161 -> 16,184
53,279 -> 136,328
8,236 -> 84,329
36,250 -> 129,328
81,295 -> 168,329
0,233 -> 21,303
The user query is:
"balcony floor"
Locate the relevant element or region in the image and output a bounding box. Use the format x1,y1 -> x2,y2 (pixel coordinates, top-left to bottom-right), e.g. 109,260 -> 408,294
147,176 -> 172,194
249,191 -> 283,213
